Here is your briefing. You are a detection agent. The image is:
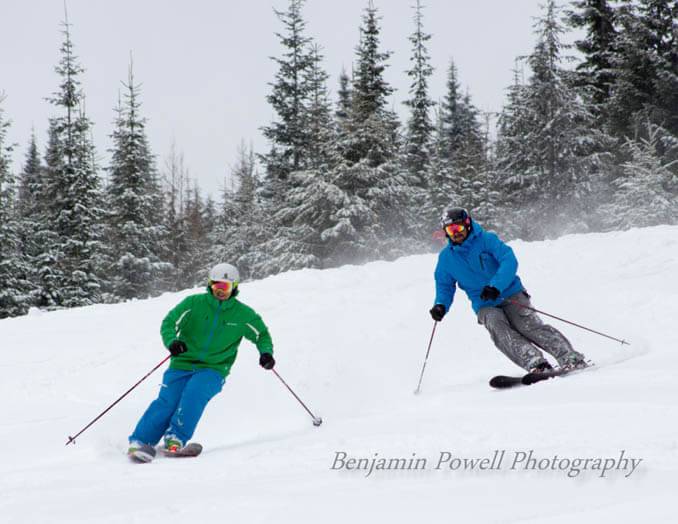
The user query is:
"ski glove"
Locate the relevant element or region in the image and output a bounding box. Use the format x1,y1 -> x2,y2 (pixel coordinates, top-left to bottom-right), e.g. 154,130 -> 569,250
480,286 -> 500,301
429,304 -> 446,321
259,352 -> 275,370
168,340 -> 188,356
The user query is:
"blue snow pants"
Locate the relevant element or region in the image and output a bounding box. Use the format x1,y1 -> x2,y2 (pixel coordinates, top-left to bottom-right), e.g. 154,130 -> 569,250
129,368 -> 224,446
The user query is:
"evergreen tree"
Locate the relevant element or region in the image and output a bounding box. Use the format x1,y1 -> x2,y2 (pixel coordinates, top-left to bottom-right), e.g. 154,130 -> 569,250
182,182 -> 210,287
429,59 -> 485,230
0,97 -> 30,317
344,2 -> 396,165
403,0 -> 435,187
212,143 -> 267,279
43,17 -> 106,307
335,67 -> 353,123
106,61 -> 168,300
160,142 -> 190,291
328,2 -> 414,261
304,44 -> 335,171
605,0 -> 678,137
257,45 -> 337,273
495,1 -> 608,239
17,130 -> 43,218
261,0 -> 314,185
567,0 -> 618,108
600,121 -> 678,229
15,131 -> 45,309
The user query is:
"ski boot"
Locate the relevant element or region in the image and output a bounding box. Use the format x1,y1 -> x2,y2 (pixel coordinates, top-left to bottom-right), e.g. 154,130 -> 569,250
163,434 -> 185,454
128,441 -> 156,463
559,353 -> 589,372
528,360 -> 554,374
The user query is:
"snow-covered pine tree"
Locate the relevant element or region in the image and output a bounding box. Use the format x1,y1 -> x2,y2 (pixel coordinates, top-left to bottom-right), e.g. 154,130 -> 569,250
494,65 -> 537,238
160,142 -> 190,291
106,61 -> 168,300
599,121 -> 678,229
431,59 -> 485,228
428,105 -> 460,221
335,68 -> 352,124
17,131 -> 42,218
211,143 -> 267,279
605,1 -> 678,138
403,0 -> 434,187
261,0 -> 314,189
15,131 -> 45,308
182,182 -> 211,287
403,0 -> 435,239
0,97 -> 31,318
640,0 -> 678,136
495,0 -> 607,239
332,2 -> 414,261
567,0 -> 618,109
43,17 -> 106,307
257,44 -> 336,273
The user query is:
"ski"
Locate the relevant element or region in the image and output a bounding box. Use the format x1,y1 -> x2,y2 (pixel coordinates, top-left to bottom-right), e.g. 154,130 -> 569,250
489,365 -> 590,389
158,442 -> 203,458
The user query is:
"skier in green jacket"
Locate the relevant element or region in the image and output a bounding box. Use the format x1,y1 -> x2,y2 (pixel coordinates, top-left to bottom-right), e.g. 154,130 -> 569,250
127,263 -> 274,462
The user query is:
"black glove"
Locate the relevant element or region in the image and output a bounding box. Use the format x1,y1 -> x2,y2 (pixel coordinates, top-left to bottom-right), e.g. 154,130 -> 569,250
429,304 -> 446,321
480,286 -> 500,301
168,340 -> 188,356
259,352 -> 275,370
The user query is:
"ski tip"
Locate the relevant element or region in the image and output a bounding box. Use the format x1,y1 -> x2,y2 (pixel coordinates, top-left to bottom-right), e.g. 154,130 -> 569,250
489,375 -> 523,388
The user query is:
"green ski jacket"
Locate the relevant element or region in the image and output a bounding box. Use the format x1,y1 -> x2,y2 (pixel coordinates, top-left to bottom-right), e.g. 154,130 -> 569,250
160,291 -> 273,378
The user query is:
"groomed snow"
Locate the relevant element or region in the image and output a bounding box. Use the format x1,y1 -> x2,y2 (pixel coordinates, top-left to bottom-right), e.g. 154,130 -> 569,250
1,226 -> 676,523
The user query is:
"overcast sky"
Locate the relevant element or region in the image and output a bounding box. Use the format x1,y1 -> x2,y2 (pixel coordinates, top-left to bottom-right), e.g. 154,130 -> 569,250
1,0 -> 575,198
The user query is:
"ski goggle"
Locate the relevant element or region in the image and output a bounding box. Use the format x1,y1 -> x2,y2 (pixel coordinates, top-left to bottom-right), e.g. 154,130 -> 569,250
445,223 -> 467,236
210,280 -> 234,294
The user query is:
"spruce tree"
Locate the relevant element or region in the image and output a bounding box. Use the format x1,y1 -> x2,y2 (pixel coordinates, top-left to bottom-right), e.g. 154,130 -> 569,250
43,17 -> 106,307
257,45 -> 337,273
160,143 -> 190,291
430,59 -> 485,229
599,121 -> 678,228
17,131 -> 43,218
403,0 -> 435,187
261,0 -> 314,186
495,1 -> 608,239
182,182 -> 210,287
331,2 -> 413,261
212,143 -> 267,279
605,1 -> 678,137
567,0 -> 618,108
106,61 -> 168,300
15,131 -> 45,309
0,98 -> 30,318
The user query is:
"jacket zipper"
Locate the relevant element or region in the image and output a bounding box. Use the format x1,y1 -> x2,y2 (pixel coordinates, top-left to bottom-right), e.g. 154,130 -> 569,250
199,302 -> 223,362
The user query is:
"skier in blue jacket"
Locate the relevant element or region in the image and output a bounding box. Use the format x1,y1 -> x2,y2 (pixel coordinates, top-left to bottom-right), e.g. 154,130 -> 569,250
430,207 -> 587,373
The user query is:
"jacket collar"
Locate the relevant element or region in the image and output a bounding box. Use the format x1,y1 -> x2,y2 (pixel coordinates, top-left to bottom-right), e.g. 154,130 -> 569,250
203,290 -> 236,310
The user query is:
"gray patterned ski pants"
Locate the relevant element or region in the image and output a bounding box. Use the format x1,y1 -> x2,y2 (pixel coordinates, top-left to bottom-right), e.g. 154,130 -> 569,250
477,291 -> 584,370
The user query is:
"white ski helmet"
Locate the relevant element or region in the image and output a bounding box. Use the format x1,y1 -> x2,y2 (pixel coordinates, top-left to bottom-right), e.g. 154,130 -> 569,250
208,263 -> 240,286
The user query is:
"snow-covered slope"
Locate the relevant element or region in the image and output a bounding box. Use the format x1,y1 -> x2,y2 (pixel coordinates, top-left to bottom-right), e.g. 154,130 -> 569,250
1,226 -> 676,523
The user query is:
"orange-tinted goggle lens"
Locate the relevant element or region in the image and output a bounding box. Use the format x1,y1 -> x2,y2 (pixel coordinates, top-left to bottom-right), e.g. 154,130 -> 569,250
445,223 -> 466,236
211,281 -> 232,293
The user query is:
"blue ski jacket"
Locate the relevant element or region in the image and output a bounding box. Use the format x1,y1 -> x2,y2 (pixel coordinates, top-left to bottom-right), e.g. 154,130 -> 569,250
433,222 -> 524,314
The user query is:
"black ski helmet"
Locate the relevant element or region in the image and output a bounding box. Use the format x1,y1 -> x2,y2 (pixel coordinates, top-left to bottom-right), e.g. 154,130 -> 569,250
440,207 -> 472,232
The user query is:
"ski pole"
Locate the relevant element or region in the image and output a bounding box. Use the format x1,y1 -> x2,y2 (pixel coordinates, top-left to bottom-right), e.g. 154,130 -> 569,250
271,369 -> 323,427
65,354 -> 171,446
414,321 -> 438,395
507,299 -> 630,346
